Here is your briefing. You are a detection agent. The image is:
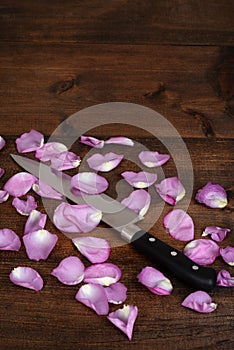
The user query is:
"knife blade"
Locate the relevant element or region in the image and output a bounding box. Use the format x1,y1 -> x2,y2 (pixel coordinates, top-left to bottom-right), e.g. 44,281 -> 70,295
11,154 -> 217,291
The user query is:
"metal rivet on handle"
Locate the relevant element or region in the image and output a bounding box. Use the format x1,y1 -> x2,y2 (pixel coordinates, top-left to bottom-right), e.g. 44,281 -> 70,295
170,251 -> 177,256
149,237 -> 156,242
192,265 -> 199,270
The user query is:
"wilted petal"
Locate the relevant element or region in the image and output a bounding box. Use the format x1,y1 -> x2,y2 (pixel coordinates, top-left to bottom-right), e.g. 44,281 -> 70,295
195,182 -> 227,208
9,266 -> 43,291
75,283 -> 109,315
181,291 -> 217,313
137,266 -> 173,295
23,229 -> 58,261
105,136 -> 134,147
15,129 -> 44,153
202,226 -> 231,242
53,202 -> 102,233
0,190 -> 9,203
105,282 -> 127,304
24,209 -> 47,235
138,151 -> 170,168
0,136 -> 6,150
51,256 -> 85,285
216,270 -> 234,287
155,177 -> 185,205
72,236 -> 110,263
71,172 -> 109,194
79,135 -> 104,149
50,151 -> 81,171
87,152 -> 124,172
84,263 -> 121,286
121,171 -> 157,189
0,228 -> 21,251
32,179 -> 64,200
163,209 -> 194,241
220,246 -> 234,266
184,239 -> 220,265
121,189 -> 151,216
12,195 -> 37,216
35,142 -> 68,161
107,305 -> 138,341
4,172 -> 37,197
0,167 -> 5,178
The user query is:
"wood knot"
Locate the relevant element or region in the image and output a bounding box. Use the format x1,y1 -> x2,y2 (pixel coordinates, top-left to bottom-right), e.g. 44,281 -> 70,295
50,76 -> 79,95
144,82 -> 165,99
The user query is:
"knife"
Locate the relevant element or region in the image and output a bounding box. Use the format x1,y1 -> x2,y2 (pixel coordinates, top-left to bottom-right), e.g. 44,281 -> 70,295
11,154 -> 217,291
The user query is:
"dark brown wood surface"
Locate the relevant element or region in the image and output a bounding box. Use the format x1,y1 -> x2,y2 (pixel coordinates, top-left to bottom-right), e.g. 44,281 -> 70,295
0,1 -> 233,349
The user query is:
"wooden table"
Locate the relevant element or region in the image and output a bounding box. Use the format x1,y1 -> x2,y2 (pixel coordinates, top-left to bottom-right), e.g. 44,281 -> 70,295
0,1 -> 233,349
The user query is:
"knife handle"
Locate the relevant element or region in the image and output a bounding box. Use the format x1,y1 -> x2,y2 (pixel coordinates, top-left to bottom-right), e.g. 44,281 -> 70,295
131,230 -> 217,291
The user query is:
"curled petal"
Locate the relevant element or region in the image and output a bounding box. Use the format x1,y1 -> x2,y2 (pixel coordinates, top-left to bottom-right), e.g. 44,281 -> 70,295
184,239 -> 220,265
53,202 -> 102,233
84,263 -> 121,286
23,229 -> 58,261
107,305 -> 138,341
9,266 -> 43,291
12,195 -> 37,216
202,226 -> 231,242
121,171 -> 157,189
0,190 -> 9,203
0,167 -> 5,178
4,172 -> 37,197
220,246 -> 234,266
79,136 -> 104,149
24,209 -> 47,235
0,136 -> 6,150
72,236 -> 110,263
195,182 -> 227,208
121,189 -> 151,217
51,256 -> 85,285
35,142 -> 67,162
181,291 -> 217,313
155,177 -> 185,205
137,266 -> 173,295
0,228 -> 21,251
163,209 -> 194,241
75,283 -> 109,315
138,151 -> 170,168
105,136 -> 134,147
105,282 -> 127,304
32,180 -> 64,200
216,270 -> 234,287
71,172 -> 109,194
15,129 -> 44,153
50,151 -> 81,171
87,152 -> 124,172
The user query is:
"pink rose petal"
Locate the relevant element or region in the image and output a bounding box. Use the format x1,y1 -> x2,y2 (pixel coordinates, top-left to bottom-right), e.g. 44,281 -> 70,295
121,189 -> 151,217
137,266 -> 173,295
138,151 -> 170,168
50,151 -> 81,171
87,152 -> 124,172
79,135 -> 104,148
9,266 -> 43,291
12,195 -> 37,216
121,171 -> 157,189
35,142 -> 68,162
163,209 -> 194,241
53,202 -> 102,233
24,209 -> 47,235
155,177 -> 185,205
72,236 -> 110,263
0,190 -> 9,203
216,270 -> 234,287
107,305 -> 138,341
0,136 -> 6,150
4,172 -> 37,197
220,246 -> 234,266
0,168 -> 5,178
195,182 -> 227,208
0,228 -> 21,251
23,229 -> 58,261
51,256 -> 85,285
202,226 -> 231,242
71,172 -> 109,194
104,282 -> 127,304
184,239 -> 220,265
32,179 -> 64,200
75,283 -> 109,315
84,263 -> 121,286
15,129 -> 44,153
105,136 -> 134,147
181,291 -> 217,313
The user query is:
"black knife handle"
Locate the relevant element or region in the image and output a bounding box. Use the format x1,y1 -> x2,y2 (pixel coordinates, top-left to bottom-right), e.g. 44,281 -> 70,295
131,230 -> 217,291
